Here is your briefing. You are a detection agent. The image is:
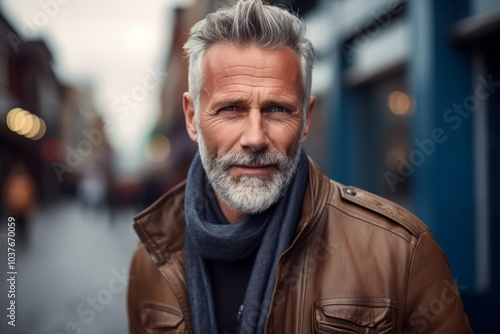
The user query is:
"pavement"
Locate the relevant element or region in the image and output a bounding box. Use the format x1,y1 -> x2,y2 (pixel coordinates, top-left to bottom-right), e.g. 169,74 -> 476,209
0,199 -> 140,334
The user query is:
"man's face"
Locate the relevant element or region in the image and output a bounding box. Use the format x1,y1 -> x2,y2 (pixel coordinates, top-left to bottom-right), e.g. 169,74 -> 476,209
184,43 -> 314,216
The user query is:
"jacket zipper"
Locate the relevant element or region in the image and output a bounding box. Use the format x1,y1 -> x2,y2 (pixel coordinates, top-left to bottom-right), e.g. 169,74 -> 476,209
263,219 -> 311,333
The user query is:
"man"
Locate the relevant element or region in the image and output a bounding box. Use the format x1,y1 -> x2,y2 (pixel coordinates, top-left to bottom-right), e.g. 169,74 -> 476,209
128,0 -> 473,333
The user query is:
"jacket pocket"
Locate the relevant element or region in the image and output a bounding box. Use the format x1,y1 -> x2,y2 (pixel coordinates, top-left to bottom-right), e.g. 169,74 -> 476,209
140,301 -> 184,334
313,298 -> 397,334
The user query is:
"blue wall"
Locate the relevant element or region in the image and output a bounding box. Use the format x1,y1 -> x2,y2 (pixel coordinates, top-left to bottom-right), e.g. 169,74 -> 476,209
326,0 -> 477,289
409,0 -> 475,287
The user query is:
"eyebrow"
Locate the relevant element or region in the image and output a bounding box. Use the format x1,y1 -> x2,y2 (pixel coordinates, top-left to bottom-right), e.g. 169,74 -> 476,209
210,97 -> 299,111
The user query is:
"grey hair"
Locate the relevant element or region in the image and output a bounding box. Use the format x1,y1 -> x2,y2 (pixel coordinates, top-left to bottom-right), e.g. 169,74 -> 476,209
183,0 -> 316,116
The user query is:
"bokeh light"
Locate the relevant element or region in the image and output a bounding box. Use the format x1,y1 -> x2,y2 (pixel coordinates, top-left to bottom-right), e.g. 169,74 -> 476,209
6,108 -> 46,140
387,91 -> 414,116
146,134 -> 171,162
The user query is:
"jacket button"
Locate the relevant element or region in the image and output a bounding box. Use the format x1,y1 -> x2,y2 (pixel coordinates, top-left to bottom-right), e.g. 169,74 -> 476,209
346,188 -> 357,196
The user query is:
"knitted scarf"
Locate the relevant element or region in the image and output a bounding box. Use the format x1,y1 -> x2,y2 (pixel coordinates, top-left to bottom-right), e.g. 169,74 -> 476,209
184,149 -> 309,334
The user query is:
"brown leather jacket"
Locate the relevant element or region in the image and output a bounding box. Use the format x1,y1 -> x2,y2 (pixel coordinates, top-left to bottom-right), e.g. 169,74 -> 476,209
128,159 -> 473,333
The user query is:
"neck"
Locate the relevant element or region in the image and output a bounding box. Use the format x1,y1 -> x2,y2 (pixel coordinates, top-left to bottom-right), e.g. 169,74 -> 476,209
216,196 -> 246,224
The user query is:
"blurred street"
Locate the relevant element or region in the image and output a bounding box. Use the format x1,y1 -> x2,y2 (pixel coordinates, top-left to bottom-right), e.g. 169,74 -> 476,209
0,200 -> 138,334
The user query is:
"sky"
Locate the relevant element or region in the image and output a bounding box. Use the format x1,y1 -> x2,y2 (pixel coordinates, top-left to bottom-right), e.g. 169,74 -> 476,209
1,0 -> 192,172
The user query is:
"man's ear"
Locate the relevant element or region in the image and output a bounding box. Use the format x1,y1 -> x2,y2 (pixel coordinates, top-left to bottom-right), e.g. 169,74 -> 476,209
183,92 -> 198,142
301,96 -> 316,143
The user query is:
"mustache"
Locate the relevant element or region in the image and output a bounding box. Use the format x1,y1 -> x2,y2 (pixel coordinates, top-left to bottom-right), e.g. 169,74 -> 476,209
212,151 -> 289,170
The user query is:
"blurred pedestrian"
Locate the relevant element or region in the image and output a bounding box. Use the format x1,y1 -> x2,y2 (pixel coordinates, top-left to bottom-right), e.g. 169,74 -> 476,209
3,164 -> 37,243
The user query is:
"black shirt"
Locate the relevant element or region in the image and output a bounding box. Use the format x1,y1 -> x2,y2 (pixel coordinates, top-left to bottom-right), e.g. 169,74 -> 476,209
207,253 -> 256,334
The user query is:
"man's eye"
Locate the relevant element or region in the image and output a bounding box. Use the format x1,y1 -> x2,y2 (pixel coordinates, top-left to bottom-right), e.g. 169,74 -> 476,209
220,106 -> 236,112
270,106 -> 286,112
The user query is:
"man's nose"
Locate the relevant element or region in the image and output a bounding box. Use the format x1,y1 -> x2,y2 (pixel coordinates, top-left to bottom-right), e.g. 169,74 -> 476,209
240,110 -> 268,152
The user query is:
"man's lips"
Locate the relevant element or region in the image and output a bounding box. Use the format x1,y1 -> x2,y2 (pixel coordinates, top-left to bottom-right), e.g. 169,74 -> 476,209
230,164 -> 277,176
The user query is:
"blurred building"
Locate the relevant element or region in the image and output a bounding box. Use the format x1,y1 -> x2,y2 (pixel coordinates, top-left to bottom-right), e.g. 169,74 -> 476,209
0,12 -> 62,211
313,0 -> 500,331
1,11 -> 114,215
58,84 -> 114,207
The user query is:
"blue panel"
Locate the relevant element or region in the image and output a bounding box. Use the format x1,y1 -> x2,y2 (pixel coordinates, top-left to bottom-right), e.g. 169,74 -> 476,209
326,50 -> 360,185
408,0 -> 475,287
473,0 -> 500,14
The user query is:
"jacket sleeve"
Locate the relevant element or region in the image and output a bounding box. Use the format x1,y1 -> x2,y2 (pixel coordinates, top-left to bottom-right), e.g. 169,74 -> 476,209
127,247 -> 142,334
403,231 -> 473,333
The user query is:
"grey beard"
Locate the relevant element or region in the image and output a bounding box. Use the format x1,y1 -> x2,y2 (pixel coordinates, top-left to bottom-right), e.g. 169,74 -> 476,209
197,132 -> 301,214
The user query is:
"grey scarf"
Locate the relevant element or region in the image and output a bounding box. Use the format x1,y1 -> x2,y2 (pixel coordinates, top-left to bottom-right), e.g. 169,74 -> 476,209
184,149 -> 309,334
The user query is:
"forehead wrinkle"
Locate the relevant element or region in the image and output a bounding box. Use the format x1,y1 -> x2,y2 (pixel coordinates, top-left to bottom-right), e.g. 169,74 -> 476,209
213,89 -> 297,98
220,66 -> 295,78
215,81 -> 298,90
221,88 -> 300,98
202,44 -> 303,105
216,63 -> 297,78
204,44 -> 301,73
222,64 -> 281,70
211,90 -> 299,105
216,74 -> 296,82
211,86 -> 300,102
215,75 -> 300,91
